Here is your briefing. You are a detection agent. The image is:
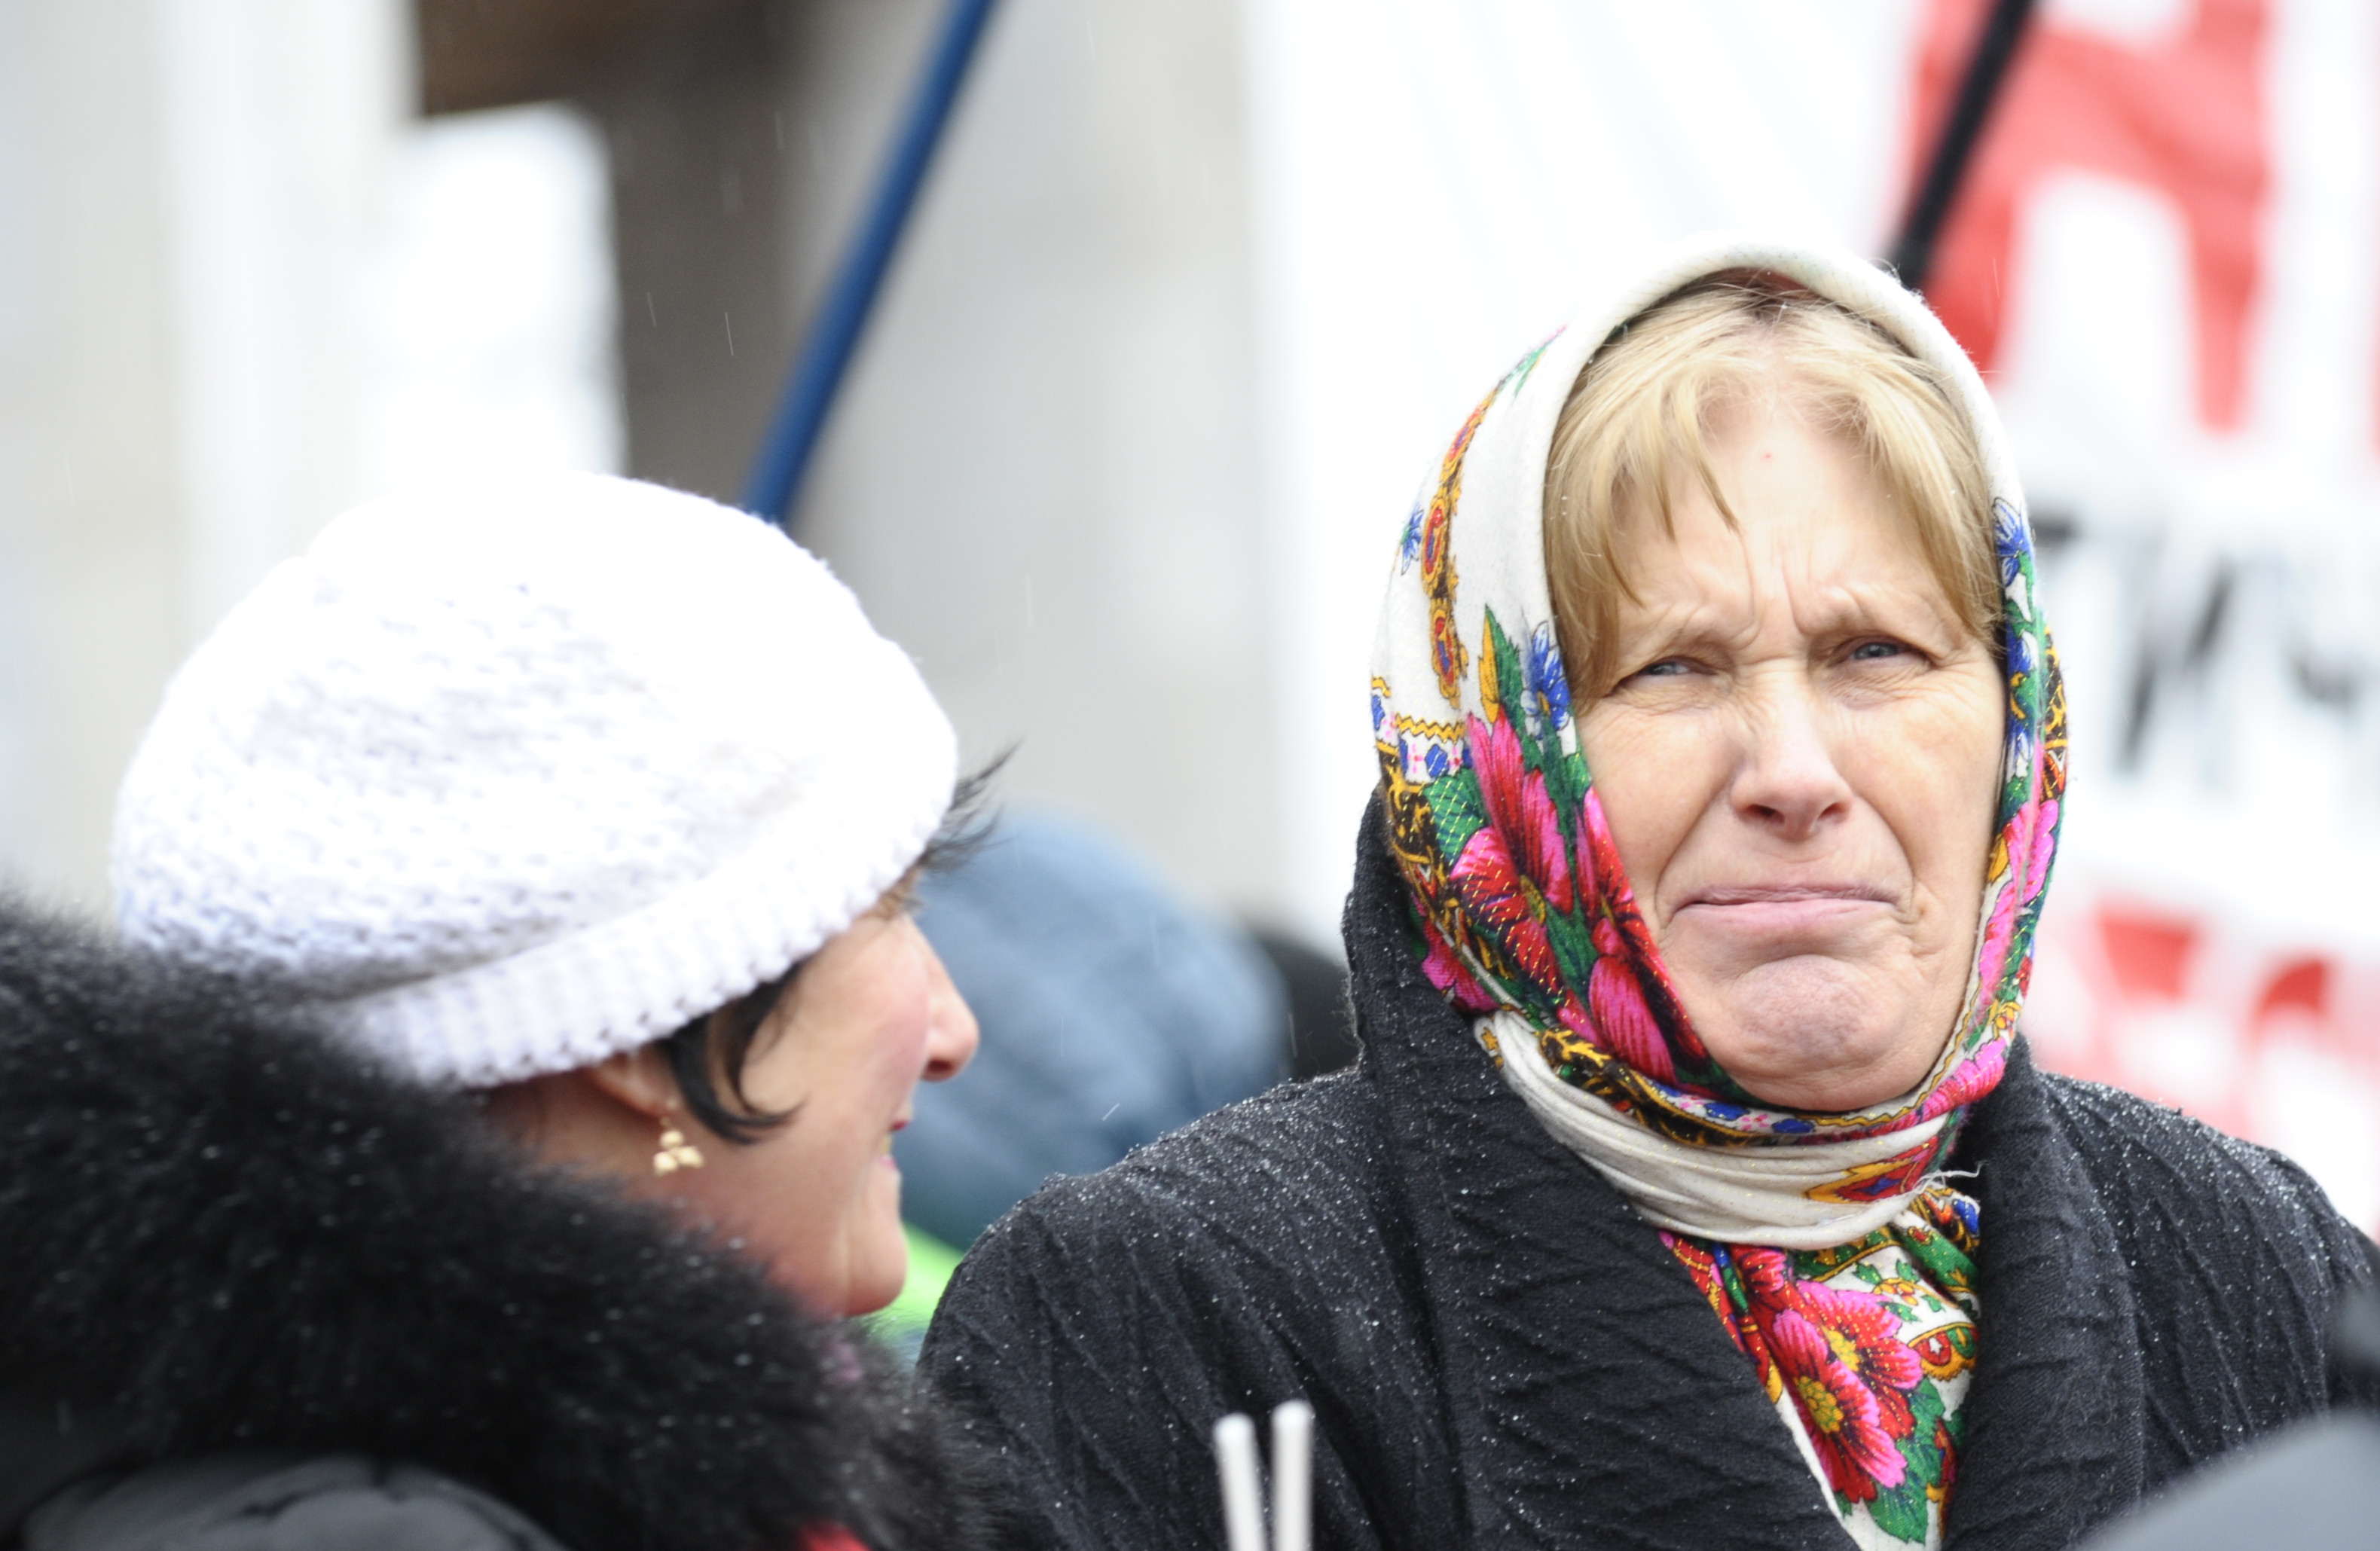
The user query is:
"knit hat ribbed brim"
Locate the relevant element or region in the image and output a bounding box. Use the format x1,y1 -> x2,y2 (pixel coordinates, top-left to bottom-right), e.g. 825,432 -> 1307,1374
111,473 -> 957,1088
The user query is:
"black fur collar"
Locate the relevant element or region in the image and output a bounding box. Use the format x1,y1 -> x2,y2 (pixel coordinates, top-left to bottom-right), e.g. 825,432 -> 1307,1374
0,905 -> 993,1551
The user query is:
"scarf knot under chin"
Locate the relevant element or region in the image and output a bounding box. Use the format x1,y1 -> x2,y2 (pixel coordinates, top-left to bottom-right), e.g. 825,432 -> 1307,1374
1366,239 -> 2066,1551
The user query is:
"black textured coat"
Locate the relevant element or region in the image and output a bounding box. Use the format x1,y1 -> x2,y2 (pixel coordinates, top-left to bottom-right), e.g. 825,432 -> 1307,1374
920,802 -> 2380,1550
0,905 -> 1000,1551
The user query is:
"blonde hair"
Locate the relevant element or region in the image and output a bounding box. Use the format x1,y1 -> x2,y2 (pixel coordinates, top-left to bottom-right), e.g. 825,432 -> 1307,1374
1541,273 -> 1997,697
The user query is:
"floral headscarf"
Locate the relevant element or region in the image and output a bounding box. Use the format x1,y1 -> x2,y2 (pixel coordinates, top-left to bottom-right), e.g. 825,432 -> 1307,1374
1369,236 -> 2066,1549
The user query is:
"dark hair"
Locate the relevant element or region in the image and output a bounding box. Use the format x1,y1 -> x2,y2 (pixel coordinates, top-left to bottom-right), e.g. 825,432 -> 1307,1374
661,760 -> 1004,1144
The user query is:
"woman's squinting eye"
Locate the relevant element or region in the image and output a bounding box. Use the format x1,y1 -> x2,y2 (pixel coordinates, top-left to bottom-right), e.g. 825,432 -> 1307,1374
1633,658 -> 1694,679
1848,640 -> 1908,662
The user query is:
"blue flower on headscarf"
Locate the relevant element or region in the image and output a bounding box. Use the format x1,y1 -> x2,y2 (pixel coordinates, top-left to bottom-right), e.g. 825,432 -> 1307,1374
1993,499 -> 2027,560
1994,499 -> 2033,592
2005,630 -> 2036,679
1398,504 -> 1425,572
1526,623 -> 1572,734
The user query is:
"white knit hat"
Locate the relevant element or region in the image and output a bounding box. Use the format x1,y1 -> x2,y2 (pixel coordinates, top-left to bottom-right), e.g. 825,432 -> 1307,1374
112,472 -> 958,1088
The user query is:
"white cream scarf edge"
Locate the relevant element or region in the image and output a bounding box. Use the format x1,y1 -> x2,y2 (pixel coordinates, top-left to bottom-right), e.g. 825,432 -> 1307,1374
1482,1009 -> 1953,1250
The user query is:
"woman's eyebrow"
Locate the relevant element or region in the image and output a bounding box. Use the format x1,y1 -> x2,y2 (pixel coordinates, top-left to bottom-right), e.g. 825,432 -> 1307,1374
1792,582 -> 1969,645
1621,598 -> 1759,655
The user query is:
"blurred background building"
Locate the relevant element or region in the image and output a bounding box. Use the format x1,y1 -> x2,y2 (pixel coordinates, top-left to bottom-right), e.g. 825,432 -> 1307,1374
5,0 -> 2380,1233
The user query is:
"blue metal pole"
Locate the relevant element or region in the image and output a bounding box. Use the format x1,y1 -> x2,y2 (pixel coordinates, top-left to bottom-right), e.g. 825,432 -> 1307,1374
741,0 -> 1003,526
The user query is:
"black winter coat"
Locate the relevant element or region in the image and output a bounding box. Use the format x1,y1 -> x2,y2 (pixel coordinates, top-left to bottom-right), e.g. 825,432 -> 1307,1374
919,802 -> 2380,1551
0,906 -> 1000,1551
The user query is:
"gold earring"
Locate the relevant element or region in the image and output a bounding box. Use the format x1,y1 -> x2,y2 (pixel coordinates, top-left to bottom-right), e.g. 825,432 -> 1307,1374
653,1115 -> 705,1175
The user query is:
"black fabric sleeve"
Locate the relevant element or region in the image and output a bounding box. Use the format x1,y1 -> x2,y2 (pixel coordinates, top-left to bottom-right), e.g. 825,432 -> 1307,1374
918,1082 -> 1457,1551
921,1188 -> 1249,1551
2166,1129 -> 2380,1413
2037,1073 -> 2380,1430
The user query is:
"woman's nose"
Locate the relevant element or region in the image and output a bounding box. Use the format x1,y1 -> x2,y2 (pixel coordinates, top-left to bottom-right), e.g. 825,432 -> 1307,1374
918,939 -> 980,1082
1729,676 -> 1854,841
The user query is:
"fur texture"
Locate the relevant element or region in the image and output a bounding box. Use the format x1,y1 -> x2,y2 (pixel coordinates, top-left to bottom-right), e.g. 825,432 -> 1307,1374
0,903 -> 996,1551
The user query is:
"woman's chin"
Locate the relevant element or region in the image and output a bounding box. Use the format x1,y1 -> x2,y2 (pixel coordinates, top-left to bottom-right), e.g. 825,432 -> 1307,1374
836,1192 -> 912,1316
1682,957 -> 1943,1112
842,1260 -> 908,1318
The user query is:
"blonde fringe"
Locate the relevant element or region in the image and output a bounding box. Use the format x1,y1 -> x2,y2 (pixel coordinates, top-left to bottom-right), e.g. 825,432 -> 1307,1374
1542,273 -> 1997,698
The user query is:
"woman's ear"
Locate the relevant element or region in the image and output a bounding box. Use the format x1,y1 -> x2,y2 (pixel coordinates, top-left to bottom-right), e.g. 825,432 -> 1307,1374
581,1040 -> 683,1120
481,1040 -> 685,1174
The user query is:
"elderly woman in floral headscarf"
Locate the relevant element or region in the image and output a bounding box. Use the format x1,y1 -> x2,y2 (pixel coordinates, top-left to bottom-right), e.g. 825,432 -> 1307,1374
918,237 -> 2380,1551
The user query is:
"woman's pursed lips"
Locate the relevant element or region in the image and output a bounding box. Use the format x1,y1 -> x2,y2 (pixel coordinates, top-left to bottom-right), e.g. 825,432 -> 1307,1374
1685,884 -> 1893,906
1673,884 -> 1896,935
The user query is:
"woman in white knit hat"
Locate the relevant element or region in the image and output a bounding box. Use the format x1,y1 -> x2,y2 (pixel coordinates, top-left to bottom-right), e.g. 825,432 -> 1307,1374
2,474 -> 992,1551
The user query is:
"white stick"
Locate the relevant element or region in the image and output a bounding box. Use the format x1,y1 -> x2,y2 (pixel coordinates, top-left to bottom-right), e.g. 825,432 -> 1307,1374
1213,1412 -> 1266,1551
1270,1400 -> 1313,1551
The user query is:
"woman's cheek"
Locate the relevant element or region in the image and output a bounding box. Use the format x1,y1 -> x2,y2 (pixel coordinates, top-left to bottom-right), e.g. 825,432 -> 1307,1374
837,1151 -> 911,1315
1879,671 -> 2005,870
1581,710 -> 1713,894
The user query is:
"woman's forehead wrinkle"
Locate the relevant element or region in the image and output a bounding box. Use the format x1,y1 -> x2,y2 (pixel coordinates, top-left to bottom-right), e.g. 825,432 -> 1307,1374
1804,542 -> 1971,644
1632,525 -> 1824,653
1623,517 -> 1968,674
1619,550 -> 1762,656
1786,576 -> 1935,643
1745,493 -> 1960,646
